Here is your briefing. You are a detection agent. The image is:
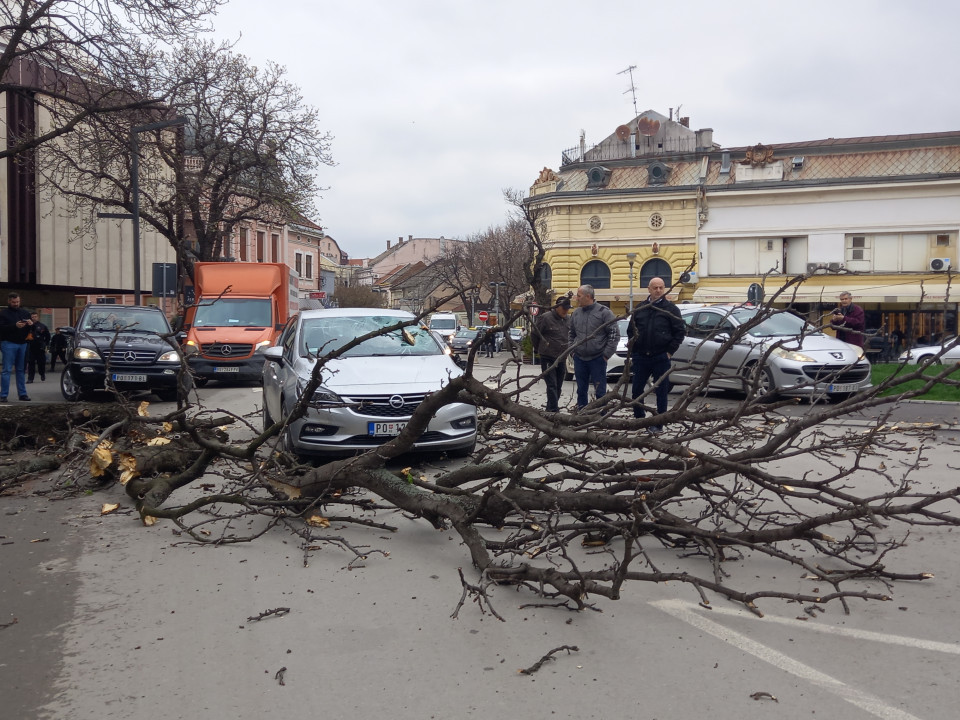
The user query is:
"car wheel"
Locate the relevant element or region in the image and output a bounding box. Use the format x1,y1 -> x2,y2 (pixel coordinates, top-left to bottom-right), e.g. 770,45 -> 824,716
60,367 -> 89,402
743,364 -> 778,401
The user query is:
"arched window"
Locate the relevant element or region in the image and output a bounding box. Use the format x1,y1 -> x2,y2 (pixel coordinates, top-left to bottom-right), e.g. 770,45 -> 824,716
539,263 -> 553,288
639,258 -> 672,289
580,260 -> 611,289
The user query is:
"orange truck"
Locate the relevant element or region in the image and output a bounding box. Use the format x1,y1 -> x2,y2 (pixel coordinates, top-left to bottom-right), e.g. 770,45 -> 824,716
182,262 -> 298,385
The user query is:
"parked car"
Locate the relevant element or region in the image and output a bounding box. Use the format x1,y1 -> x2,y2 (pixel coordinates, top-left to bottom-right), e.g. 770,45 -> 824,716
450,328 -> 484,356
261,308 -> 477,460
60,304 -> 188,402
898,337 -> 960,365
670,304 -> 872,400
565,318 -> 629,380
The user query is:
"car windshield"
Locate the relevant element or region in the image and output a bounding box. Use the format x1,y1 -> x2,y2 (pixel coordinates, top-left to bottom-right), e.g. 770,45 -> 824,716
730,308 -> 811,338
429,317 -> 457,332
618,319 -> 629,336
300,316 -> 442,357
193,298 -> 272,327
455,330 -> 476,339
82,309 -> 170,334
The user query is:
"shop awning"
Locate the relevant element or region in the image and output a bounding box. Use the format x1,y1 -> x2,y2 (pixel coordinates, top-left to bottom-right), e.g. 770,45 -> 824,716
691,281 -> 959,305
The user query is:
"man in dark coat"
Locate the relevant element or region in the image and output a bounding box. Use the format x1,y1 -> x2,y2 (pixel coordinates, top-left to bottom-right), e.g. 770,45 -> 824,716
49,327 -> 68,372
628,277 -> 685,433
27,312 -> 50,382
0,292 -> 33,401
830,291 -> 865,347
532,296 -> 571,412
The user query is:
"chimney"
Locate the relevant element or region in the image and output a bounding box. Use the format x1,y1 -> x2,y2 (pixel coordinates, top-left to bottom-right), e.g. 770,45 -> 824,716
695,128 -> 714,150
387,239 -> 392,250
408,234 -> 413,242
680,116 -> 690,128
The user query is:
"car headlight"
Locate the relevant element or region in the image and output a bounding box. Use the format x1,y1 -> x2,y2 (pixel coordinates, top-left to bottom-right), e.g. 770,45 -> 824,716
157,350 -> 180,362
73,346 -> 101,361
182,339 -> 199,356
254,340 -> 272,354
297,378 -> 342,404
769,347 -> 816,363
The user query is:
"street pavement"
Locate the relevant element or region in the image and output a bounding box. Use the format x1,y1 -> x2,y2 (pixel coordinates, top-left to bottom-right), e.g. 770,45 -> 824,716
2,354 -> 960,719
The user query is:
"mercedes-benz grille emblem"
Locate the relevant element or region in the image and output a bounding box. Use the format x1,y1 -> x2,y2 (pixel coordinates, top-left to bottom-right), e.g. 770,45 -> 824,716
123,351 -> 137,362
389,394 -> 405,409
220,345 -> 232,356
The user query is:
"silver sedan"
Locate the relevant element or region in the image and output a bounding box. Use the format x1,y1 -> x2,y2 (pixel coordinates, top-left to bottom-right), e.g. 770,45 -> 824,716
262,309 -> 477,460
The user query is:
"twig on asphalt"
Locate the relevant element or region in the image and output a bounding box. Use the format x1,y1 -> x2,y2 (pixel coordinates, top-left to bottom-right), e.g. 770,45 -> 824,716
246,607 -> 290,622
518,645 -> 579,675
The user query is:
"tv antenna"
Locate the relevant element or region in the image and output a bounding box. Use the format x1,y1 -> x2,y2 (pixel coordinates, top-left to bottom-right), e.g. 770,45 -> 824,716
618,65 -> 638,118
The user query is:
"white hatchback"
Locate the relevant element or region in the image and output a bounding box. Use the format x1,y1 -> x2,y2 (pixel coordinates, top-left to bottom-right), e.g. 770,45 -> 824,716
671,305 -> 872,400
262,309 -> 477,460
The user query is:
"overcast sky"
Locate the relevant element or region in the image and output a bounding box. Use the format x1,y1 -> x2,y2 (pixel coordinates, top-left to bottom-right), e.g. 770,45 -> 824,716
211,0 -> 960,259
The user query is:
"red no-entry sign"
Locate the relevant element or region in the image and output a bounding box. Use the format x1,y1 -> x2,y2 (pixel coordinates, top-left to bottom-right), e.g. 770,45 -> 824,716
478,311 -> 489,322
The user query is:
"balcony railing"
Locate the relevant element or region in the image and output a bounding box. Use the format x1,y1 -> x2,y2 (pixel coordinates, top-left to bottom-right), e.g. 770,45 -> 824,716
561,136 -> 700,166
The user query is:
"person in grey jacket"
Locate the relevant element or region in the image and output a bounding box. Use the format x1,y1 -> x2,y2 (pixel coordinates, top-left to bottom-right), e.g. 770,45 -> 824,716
532,296 -> 571,412
568,285 -> 619,410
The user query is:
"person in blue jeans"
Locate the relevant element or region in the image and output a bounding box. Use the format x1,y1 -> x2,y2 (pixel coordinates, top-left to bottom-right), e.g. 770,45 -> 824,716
628,277 -> 685,433
568,285 -> 619,411
0,292 -> 34,402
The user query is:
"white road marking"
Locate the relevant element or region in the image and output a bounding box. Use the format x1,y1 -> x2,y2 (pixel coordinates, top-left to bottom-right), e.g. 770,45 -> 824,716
673,600 -> 960,655
651,598 -> 926,720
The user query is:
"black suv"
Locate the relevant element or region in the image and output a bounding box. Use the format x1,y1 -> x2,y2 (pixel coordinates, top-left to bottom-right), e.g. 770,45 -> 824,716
60,305 -> 189,402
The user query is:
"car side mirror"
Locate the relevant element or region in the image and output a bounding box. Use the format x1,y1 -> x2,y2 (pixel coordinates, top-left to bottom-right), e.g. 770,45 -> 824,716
714,332 -> 730,343
263,346 -> 283,363
59,326 -> 76,336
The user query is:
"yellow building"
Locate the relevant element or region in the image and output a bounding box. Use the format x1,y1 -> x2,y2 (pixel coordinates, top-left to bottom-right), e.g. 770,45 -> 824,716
527,110 -> 710,314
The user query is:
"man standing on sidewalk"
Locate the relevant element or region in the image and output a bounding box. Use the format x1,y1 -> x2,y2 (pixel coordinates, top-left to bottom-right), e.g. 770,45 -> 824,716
0,292 -> 33,402
628,277 -> 685,434
27,312 -> 50,383
532,296 -> 571,413
568,285 -> 619,411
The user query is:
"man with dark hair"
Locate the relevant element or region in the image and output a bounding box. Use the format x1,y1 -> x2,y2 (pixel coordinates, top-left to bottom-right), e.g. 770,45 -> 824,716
49,327 -> 68,372
0,292 -> 33,401
568,285 -> 619,411
628,277 -> 685,434
26,312 -> 50,383
532,296 -> 571,413
831,291 -> 865,347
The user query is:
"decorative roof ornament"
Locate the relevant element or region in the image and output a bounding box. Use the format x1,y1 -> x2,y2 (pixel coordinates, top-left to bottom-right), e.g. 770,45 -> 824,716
535,167 -> 558,184
742,143 -> 776,167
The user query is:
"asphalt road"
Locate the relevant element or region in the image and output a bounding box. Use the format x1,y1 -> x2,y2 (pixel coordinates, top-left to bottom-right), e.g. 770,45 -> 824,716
3,356 -> 960,719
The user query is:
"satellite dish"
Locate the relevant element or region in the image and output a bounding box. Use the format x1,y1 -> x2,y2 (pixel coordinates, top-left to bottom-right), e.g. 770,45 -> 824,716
637,117 -> 661,136
615,124 -> 631,141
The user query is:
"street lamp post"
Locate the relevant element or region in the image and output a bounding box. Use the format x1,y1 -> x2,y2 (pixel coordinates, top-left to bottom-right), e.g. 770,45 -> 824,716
489,281 -> 506,325
130,116 -> 186,304
626,252 -> 637,313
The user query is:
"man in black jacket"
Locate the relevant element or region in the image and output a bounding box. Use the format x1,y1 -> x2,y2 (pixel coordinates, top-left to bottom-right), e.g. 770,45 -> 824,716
0,292 -> 33,401
26,312 -> 50,382
628,277 -> 685,432
532,296 -> 571,412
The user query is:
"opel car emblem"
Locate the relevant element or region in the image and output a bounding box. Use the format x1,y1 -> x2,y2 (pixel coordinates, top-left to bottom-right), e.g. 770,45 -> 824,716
389,394 -> 405,409
830,351 -> 844,359
123,351 -> 137,362
220,344 -> 232,356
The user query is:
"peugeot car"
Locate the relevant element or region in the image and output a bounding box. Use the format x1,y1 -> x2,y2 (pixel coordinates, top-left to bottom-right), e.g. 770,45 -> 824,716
671,304 -> 872,400
261,309 -> 477,460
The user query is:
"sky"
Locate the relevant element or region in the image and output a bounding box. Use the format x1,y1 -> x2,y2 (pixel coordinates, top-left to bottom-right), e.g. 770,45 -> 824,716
210,0 -> 960,260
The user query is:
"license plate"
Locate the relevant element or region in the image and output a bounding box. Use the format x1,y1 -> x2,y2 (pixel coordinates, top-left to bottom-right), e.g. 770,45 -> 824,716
214,366 -> 240,373
368,421 -> 407,436
828,382 -> 858,393
112,373 -> 146,382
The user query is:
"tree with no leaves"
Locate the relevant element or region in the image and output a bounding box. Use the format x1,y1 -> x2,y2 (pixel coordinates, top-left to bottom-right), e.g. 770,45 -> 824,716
36,39 -> 333,277
0,0 -> 225,159
5,295 -> 960,621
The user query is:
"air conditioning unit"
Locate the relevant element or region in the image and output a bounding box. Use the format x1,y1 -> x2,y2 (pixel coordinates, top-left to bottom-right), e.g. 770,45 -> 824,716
679,271 -> 699,284
806,262 -> 825,274
930,257 -> 952,272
